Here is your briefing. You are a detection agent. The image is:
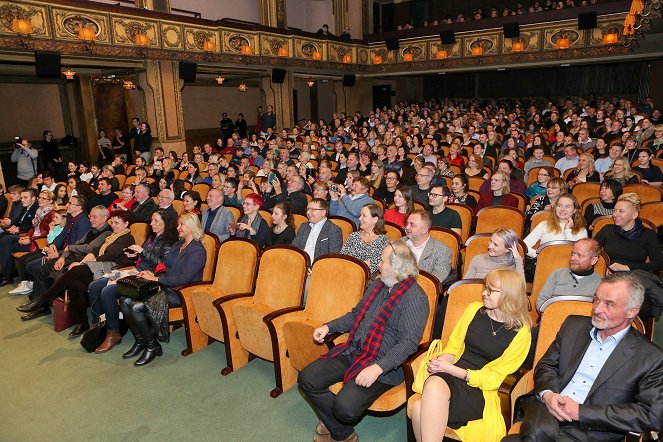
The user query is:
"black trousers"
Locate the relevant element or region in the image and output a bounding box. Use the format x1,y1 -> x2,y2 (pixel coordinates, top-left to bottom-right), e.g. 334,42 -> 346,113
298,354 -> 392,441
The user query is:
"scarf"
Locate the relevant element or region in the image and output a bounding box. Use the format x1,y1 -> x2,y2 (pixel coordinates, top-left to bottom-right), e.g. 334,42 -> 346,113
485,252 -> 516,268
32,205 -> 53,236
615,218 -> 644,241
98,228 -> 131,256
322,276 -> 416,383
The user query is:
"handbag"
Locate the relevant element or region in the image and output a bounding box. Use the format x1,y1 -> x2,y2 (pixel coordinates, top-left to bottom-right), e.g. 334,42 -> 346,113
53,292 -> 75,332
116,275 -> 161,300
412,339 -> 444,394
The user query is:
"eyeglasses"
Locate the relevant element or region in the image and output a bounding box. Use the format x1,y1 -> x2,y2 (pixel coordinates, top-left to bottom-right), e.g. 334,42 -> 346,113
306,207 -> 325,212
416,173 -> 432,178
483,284 -> 501,294
537,172 -> 550,177
428,192 -> 444,198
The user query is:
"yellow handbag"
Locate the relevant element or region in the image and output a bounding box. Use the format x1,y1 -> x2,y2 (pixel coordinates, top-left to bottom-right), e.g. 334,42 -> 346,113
412,339 -> 444,394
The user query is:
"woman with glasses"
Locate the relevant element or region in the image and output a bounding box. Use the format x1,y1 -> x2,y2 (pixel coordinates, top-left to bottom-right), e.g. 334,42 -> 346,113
383,171 -> 401,207
525,177 -> 568,219
525,166 -> 554,199
410,268 -> 531,442
229,193 -> 269,247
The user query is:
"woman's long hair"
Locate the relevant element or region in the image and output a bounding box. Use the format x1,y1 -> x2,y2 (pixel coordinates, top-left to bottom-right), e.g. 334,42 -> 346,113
484,268 -> 531,330
147,208 -> 180,244
546,193 -> 585,235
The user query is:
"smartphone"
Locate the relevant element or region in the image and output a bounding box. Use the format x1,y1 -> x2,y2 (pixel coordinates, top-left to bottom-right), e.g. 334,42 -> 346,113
268,172 -> 276,184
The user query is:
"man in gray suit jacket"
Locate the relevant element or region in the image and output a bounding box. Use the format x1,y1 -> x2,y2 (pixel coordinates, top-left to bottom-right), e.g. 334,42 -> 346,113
403,210 -> 452,285
507,273 -> 663,442
292,198 -> 343,262
201,188 -> 233,243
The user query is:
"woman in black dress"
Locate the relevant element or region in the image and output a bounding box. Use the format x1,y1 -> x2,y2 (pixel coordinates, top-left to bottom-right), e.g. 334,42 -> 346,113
269,202 -> 295,245
410,268 -> 531,442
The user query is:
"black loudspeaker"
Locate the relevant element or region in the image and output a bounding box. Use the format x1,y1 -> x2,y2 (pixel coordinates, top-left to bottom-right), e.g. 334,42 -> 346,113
272,68 -> 286,84
385,38 -> 399,51
343,74 -> 356,87
503,22 -> 520,38
35,51 -> 61,78
178,61 -> 197,82
578,12 -> 597,30
439,31 -> 455,45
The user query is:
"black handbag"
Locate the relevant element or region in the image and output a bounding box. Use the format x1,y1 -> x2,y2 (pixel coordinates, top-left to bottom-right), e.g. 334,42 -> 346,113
80,320 -> 129,353
116,275 -> 161,300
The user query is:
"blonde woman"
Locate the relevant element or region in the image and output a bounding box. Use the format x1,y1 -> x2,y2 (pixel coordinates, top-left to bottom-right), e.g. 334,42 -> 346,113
603,157 -> 639,185
524,193 -> 587,258
411,268 -> 531,442
464,154 -> 489,179
464,228 -> 525,279
370,158 -> 386,200
565,152 -> 600,188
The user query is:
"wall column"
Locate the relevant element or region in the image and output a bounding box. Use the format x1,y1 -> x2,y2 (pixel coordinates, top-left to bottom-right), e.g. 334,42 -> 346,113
260,70 -> 294,130
137,59 -> 187,156
259,0 -> 287,28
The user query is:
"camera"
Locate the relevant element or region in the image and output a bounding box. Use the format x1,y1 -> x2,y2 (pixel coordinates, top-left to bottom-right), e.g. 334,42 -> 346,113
330,184 -> 339,192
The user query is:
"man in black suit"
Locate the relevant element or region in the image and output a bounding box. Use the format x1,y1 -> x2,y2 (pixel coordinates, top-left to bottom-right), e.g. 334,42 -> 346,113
130,183 -> 158,223
291,198 -> 342,262
506,273 -> 663,442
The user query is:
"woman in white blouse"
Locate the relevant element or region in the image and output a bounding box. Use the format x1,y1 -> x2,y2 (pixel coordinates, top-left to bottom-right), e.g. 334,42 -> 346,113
524,193 -> 587,258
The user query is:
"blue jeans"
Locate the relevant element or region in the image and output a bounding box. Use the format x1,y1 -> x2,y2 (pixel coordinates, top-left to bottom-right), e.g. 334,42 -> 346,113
88,278 -> 121,330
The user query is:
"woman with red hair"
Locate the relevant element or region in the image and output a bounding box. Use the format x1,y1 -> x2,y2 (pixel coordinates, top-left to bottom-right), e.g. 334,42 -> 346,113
229,192 -> 270,247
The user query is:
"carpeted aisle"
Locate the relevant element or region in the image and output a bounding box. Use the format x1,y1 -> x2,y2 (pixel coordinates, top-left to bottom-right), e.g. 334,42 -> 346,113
0,287 -> 405,442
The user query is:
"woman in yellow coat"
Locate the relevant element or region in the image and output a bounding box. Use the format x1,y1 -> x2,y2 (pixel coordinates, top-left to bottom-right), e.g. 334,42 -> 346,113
410,268 -> 531,442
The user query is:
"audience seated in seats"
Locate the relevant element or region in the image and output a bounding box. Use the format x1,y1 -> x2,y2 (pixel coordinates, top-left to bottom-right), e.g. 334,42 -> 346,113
411,268 -> 531,442
16,210 -> 135,336
334,152 -> 361,185
109,184 -> 136,214
565,152 -> 600,189
87,209 -> 178,353
526,166 -> 553,199
262,174 -> 308,215
228,193 -> 270,247
181,190 -> 202,216
584,179 -> 622,227
292,198 -> 343,262
602,157 -> 639,186
554,145 -> 579,175
2,185 -> 25,223
474,171 -> 519,214
464,154 -> 488,179
465,228 -> 525,279
633,149 -> 663,187
524,193 -> 587,258
428,184 -> 462,236
383,185 -> 413,228
340,204 -> 388,274
526,178 -> 568,220
411,165 -> 436,208
524,146 -> 550,177
594,192 -> 663,274
479,160 -> 526,197
118,212 -> 206,366
594,144 -> 622,178
369,159 -> 387,201
222,177 -> 242,209
155,189 -> 177,219
129,183 -> 158,223
383,170 -> 401,207
312,181 -> 330,201
507,273 -> 663,442
330,176 -> 375,228
298,239 -> 429,442
21,203 -> 111,320
269,202 -> 296,246
404,209 -> 452,284
535,238 -> 603,312
0,187 -> 37,240
201,188 -> 233,243
448,175 -> 478,209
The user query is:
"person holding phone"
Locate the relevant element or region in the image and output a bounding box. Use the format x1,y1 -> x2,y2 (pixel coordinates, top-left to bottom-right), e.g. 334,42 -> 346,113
109,185 -> 136,214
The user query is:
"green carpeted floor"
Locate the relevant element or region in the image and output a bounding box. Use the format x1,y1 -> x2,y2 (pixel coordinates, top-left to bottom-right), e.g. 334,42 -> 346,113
0,286 -> 405,442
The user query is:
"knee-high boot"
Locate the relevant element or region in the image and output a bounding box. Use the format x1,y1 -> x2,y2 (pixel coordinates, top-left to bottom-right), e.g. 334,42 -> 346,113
119,297 -> 145,359
123,300 -> 162,366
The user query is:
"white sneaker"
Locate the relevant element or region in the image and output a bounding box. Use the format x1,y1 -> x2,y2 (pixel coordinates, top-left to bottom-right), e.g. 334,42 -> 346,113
8,281 -> 32,295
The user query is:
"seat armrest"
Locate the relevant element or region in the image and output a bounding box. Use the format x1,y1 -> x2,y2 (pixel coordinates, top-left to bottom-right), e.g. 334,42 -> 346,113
263,306 -> 305,323
323,332 -> 343,349
212,292 -> 253,306
403,344 -> 429,399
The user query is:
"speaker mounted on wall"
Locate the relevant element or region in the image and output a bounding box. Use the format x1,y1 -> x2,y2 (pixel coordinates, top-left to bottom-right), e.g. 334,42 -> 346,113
385,38 -> 399,51
343,74 -> 356,87
178,61 -> 197,82
578,12 -> 597,30
439,31 -> 455,45
35,51 -> 61,78
503,22 -> 520,38
272,68 -> 287,84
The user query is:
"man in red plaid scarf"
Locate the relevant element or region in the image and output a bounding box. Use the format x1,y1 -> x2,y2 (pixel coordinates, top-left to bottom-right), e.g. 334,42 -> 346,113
299,239 -> 429,442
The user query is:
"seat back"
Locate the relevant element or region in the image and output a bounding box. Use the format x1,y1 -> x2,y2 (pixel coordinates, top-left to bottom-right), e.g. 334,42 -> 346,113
213,238 -> 260,295
226,206 -> 240,222
201,233 -> 221,281
253,246 -> 310,309
130,223 -> 148,245
258,209 -> 273,227
623,184 -> 662,204
468,176 -> 485,193
293,213 -> 308,232
429,227 -> 461,271
384,221 -> 405,240
641,201 -> 663,227
447,203 -> 472,243
462,234 -> 527,278
115,174 -> 127,188
2,193 -> 11,218
171,200 -> 184,214
512,193 -> 526,212
476,206 -> 525,238
191,183 -> 210,200
571,182 -> 601,207
417,270 -> 442,343
529,210 -> 553,233
440,279 -> 485,345
328,216 -> 356,243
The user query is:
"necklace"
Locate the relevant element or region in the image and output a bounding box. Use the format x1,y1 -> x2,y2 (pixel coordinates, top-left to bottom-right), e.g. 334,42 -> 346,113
488,314 -> 505,336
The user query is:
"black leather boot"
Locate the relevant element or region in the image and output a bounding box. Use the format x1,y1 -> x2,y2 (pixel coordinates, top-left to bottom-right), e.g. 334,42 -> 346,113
127,309 -> 162,366
122,330 -> 145,359
134,339 -> 163,366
